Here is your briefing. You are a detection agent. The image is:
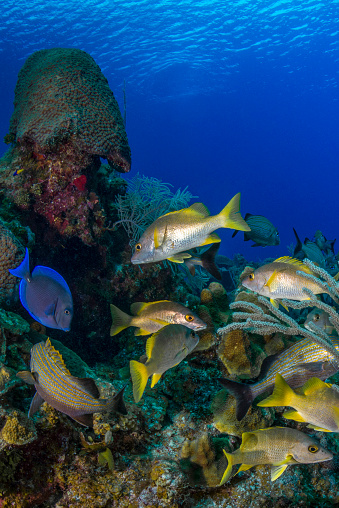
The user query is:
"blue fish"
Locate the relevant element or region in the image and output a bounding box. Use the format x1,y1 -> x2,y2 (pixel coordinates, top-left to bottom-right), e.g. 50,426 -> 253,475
9,248 -> 73,331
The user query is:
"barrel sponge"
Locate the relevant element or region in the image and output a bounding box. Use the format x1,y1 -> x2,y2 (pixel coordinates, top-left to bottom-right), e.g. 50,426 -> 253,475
9,48 -> 131,173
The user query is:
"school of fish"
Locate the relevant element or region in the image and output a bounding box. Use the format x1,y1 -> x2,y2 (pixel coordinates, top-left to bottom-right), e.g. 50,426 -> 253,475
7,194 -> 339,488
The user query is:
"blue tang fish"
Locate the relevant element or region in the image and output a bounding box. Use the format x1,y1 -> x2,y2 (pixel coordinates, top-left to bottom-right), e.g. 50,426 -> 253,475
17,338 -> 127,427
9,248 -> 73,331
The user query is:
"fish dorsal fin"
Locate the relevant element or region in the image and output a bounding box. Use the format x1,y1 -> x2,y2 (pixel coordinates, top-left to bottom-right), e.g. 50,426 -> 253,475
240,432 -> 258,451
273,256 -> 313,274
68,376 -> 100,399
146,330 -> 161,359
130,300 -> 172,315
161,202 -> 210,219
32,266 -> 71,295
301,376 -> 330,395
44,338 -> 71,376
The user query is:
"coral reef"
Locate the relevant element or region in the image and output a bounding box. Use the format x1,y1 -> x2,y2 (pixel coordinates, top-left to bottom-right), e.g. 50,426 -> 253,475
0,48 -> 131,245
0,219 -> 25,303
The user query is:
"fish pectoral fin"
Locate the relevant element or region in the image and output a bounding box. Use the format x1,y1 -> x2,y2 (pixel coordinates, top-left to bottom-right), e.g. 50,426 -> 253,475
16,371 -> 36,385
236,464 -> 253,475
265,270 -> 277,290
271,455 -> 294,481
332,406 -> 339,427
28,391 -> 44,417
72,413 -> 94,427
269,298 -> 279,309
44,300 -> 57,316
167,253 -> 192,263
146,331 -> 161,358
283,410 -> 306,422
271,464 -> 289,481
151,373 -> 162,387
307,424 -> 332,432
154,226 -> 162,250
199,233 -> 221,247
134,328 -> 152,336
68,376 -> 100,399
297,362 -> 328,374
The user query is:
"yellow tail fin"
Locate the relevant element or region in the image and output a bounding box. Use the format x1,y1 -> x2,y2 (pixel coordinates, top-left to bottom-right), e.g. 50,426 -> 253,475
130,360 -> 149,403
218,193 -> 250,232
257,373 -> 295,408
219,450 -> 234,485
110,304 -> 132,336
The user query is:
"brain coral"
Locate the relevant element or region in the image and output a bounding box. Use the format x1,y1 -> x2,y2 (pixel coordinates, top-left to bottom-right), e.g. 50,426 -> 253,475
9,48 -> 131,173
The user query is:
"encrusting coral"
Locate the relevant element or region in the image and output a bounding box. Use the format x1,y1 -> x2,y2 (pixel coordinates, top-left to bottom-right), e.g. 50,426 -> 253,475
0,220 -> 25,304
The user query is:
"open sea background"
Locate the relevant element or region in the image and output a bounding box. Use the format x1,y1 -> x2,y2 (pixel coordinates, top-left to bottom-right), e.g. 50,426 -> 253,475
0,0 -> 338,262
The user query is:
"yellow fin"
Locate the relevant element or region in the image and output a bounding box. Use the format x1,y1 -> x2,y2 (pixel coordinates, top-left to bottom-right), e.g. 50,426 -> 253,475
307,424 -> 332,432
218,193 -> 250,232
332,406 -> 339,427
219,450 -> 234,486
236,464 -> 253,475
130,360 -> 149,403
151,373 -> 162,387
301,377 -> 330,396
273,256 -> 313,274
199,233 -> 221,247
334,272 -> 339,282
130,300 -> 172,315
154,227 -> 161,249
271,464 -> 288,481
265,270 -> 277,290
240,432 -> 258,451
161,202 -> 210,219
270,298 -> 279,309
146,330 -> 162,358
110,304 -> 132,336
167,253 -> 192,263
283,410 -> 306,422
44,338 -> 71,376
134,328 -> 152,336
257,373 -> 295,408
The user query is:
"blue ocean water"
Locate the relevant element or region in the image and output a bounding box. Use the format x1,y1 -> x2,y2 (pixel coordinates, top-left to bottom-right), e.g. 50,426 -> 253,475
1,0 -> 338,261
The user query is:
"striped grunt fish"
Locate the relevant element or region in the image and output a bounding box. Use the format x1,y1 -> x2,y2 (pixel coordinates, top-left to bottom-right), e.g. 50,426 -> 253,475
218,336 -> 339,421
232,213 -> 280,247
17,338 -> 127,427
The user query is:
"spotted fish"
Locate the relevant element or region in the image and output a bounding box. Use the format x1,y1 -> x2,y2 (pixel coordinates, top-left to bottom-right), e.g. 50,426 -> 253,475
218,336 -> 339,420
17,338 -> 127,427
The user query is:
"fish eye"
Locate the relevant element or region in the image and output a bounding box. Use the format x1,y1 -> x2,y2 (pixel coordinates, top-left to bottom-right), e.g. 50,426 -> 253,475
185,314 -> 194,322
135,243 -> 142,251
249,273 -> 255,280
191,331 -> 196,338
64,309 -> 71,315
276,232 -> 279,236
308,445 -> 318,453
314,314 -> 320,321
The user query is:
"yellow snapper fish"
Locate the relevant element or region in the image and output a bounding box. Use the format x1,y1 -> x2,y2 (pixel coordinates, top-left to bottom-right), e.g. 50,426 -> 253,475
218,335 -> 339,420
232,213 -> 280,247
110,300 -> 207,336
241,256 -> 331,308
304,308 -> 338,336
220,426 -> 332,485
131,193 -> 250,265
130,324 -> 199,402
258,374 -> 339,433
17,338 -> 127,427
